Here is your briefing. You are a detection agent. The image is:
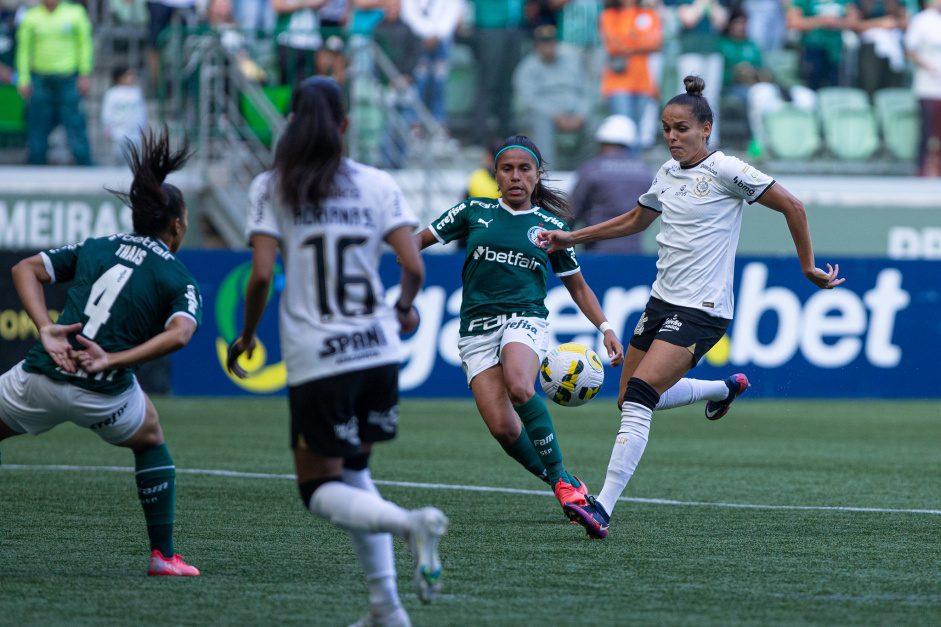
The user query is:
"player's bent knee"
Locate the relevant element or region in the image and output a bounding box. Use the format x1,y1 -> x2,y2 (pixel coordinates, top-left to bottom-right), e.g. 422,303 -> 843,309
298,476 -> 342,509
505,382 -> 535,406
623,377 -> 661,410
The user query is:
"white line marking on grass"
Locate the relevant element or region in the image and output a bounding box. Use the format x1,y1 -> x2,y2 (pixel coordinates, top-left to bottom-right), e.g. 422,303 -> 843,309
6,464 -> 941,516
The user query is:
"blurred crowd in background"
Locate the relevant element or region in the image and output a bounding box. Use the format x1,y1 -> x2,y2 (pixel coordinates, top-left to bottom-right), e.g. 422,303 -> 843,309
2,0 -> 941,176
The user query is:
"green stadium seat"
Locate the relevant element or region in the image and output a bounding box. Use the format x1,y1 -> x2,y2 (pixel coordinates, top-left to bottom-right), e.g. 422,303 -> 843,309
239,85 -> 292,147
0,85 -> 27,134
873,87 -> 916,118
762,49 -> 800,89
816,87 -> 871,130
881,108 -> 920,161
763,105 -> 820,160
445,43 -> 477,123
822,107 -> 879,161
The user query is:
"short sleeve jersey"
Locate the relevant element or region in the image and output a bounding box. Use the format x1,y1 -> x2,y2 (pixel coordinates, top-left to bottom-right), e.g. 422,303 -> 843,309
638,151 -> 774,319
23,234 -> 203,395
429,197 -> 580,335
246,158 -> 419,386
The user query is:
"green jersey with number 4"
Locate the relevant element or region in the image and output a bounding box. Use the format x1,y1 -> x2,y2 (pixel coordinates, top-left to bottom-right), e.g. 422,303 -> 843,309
430,198 -> 580,335
23,234 -> 202,395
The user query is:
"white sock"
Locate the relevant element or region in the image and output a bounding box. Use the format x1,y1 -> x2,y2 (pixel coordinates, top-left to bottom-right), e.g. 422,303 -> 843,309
342,468 -> 401,614
595,401 -> 652,516
308,479 -> 411,537
654,378 -> 729,410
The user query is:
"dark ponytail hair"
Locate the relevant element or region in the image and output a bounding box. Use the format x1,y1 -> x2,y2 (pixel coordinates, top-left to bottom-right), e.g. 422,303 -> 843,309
109,126 -> 193,238
494,135 -> 571,220
273,76 -> 346,212
666,76 -> 714,136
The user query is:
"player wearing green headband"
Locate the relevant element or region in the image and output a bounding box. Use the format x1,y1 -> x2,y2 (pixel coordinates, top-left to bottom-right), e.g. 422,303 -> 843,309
414,135 -> 625,517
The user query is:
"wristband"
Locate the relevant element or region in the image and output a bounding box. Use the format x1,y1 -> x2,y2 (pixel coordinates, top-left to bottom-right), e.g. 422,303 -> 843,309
599,321 -> 612,334
394,301 -> 413,314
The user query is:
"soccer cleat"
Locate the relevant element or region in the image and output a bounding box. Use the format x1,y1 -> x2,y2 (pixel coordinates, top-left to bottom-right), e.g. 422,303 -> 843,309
406,507 -> 449,604
347,607 -> 412,627
704,373 -> 751,421
147,550 -> 200,576
563,495 -> 610,540
553,476 -> 588,508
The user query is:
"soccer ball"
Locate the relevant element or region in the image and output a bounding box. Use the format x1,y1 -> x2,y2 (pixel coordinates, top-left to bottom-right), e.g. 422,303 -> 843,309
539,343 -> 604,407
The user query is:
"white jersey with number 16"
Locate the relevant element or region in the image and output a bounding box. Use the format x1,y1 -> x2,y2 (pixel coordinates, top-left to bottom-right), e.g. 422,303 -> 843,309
246,158 -> 419,385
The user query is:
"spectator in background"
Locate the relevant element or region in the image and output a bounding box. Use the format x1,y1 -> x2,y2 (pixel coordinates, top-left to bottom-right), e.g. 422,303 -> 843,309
905,0 -> 941,176
16,0 -> 93,165
717,8 -> 770,101
571,114 -> 650,253
316,34 -> 346,84
854,0 -> 906,95
464,138 -> 504,199
787,0 -> 859,90
471,0 -> 527,143
101,66 -> 149,166
525,0 -> 570,30
401,0 -> 464,128
664,0 -> 729,144
741,0 -> 786,53
234,0 -> 276,34
557,0 -> 603,51
318,0 -> 350,28
512,24 -> 592,168
599,0 -> 662,152
272,0 -> 328,86
0,0 -> 23,85
374,0 -> 420,167
146,0 -> 198,92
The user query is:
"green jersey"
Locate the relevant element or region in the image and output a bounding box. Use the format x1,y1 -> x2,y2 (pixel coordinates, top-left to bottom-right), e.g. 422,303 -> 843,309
430,198 -> 580,335
23,234 -> 202,395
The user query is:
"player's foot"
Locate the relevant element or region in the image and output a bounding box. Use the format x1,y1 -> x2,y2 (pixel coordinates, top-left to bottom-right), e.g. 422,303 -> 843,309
563,495 -> 610,539
347,606 -> 412,627
553,476 -> 588,508
705,373 -> 750,421
147,550 -> 200,576
406,507 -> 448,604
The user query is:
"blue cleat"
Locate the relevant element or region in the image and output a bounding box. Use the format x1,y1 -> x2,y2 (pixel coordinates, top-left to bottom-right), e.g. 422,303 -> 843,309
705,373 -> 750,421
563,496 -> 610,539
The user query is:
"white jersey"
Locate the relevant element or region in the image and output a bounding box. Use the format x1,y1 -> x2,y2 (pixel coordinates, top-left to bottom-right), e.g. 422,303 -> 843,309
638,151 -> 774,319
246,158 -> 419,385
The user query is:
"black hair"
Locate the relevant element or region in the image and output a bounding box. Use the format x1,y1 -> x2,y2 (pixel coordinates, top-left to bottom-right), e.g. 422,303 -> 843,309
108,127 -> 193,238
665,76 -> 714,134
722,8 -> 747,36
112,65 -> 131,84
494,135 -> 571,220
273,75 -> 346,212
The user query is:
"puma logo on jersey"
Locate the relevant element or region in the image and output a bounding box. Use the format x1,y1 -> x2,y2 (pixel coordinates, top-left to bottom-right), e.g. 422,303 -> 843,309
477,218 -> 493,227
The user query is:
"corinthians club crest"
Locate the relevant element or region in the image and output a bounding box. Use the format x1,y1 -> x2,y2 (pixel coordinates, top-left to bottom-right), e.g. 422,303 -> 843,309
693,176 -> 712,198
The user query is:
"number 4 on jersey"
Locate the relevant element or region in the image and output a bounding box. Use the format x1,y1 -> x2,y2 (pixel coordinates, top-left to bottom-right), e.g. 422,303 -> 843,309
83,264 -> 134,339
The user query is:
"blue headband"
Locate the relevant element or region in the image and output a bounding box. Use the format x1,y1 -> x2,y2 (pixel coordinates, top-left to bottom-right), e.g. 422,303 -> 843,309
494,145 -> 540,168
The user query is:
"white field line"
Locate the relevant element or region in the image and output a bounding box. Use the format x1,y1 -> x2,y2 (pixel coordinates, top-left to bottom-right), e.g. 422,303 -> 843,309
5,464 -> 941,516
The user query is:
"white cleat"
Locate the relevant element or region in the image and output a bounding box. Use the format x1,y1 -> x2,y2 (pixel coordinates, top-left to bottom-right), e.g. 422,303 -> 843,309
406,507 -> 449,604
347,606 -> 411,627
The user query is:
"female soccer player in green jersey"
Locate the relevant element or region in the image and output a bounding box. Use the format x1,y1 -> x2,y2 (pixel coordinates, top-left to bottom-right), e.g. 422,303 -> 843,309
0,128 -> 202,575
414,135 -> 625,512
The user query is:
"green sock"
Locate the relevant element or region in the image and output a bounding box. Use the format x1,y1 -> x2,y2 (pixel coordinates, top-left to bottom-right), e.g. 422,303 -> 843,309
134,443 -> 176,557
513,395 -> 571,486
501,432 -> 549,483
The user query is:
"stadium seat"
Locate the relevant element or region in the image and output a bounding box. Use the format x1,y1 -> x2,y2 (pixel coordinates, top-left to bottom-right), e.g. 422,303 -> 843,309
821,107 -> 879,161
0,85 -> 26,135
873,88 -> 919,161
445,43 -> 477,131
762,49 -> 801,89
239,85 -> 292,147
816,87 -> 871,116
763,105 -> 820,160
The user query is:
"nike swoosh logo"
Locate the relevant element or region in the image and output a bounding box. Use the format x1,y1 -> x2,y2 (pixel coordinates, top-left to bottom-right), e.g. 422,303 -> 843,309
705,405 -> 722,419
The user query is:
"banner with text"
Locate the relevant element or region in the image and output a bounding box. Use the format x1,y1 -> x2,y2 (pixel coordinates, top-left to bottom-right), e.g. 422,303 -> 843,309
170,252 -> 941,398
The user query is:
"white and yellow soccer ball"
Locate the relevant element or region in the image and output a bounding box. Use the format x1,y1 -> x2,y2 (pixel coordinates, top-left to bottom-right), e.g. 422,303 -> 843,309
539,343 -> 604,407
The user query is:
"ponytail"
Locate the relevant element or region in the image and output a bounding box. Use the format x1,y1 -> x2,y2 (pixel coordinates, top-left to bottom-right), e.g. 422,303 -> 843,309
109,126 -> 192,238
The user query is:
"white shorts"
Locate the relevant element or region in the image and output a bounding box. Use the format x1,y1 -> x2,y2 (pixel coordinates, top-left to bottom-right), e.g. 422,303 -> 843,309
457,316 -> 550,387
0,362 -> 146,444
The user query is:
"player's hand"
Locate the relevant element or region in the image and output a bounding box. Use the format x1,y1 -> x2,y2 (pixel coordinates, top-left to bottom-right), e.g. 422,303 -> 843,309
805,263 -> 845,289
40,322 -> 83,373
604,331 -> 624,367
74,334 -> 111,374
226,335 -> 256,378
396,306 -> 420,335
535,229 -> 573,254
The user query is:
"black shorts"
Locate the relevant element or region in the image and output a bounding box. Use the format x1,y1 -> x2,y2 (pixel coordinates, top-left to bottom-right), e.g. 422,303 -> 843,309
288,363 -> 399,458
629,296 -> 731,365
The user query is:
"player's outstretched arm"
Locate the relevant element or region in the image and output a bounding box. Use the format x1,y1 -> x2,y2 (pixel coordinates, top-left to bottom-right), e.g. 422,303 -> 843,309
227,233 -> 278,377
387,225 -> 426,335
758,184 -> 845,289
536,205 -> 659,253
75,315 -> 196,374
560,272 -> 624,367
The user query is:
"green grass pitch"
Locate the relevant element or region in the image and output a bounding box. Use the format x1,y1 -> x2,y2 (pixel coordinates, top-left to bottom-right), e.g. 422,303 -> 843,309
1,397 -> 940,626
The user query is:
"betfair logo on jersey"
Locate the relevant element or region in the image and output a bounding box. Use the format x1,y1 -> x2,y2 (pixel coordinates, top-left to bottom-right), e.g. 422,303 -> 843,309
732,176 -> 756,196
472,246 -> 540,271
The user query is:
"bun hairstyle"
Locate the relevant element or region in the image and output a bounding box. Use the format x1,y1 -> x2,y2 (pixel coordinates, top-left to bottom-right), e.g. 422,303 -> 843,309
109,127 -> 193,238
494,135 -> 572,220
665,75 -> 714,139
273,75 -> 346,212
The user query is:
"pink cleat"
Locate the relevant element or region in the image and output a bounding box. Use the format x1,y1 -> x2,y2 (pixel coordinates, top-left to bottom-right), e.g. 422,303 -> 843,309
147,550 -> 200,577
